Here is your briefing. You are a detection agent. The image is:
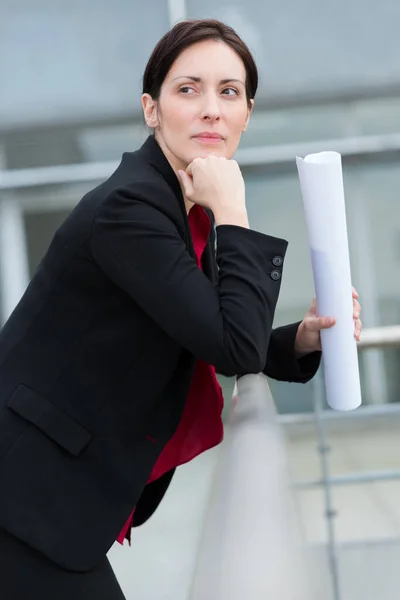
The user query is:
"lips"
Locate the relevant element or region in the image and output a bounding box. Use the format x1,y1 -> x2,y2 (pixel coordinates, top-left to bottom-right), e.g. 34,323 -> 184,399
193,132 -> 224,140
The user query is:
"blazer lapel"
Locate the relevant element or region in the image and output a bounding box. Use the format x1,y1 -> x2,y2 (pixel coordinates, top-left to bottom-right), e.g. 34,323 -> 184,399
201,210 -> 218,285
139,136 -> 195,260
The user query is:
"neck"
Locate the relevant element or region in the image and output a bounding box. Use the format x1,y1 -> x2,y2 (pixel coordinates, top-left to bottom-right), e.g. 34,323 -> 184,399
184,198 -> 195,214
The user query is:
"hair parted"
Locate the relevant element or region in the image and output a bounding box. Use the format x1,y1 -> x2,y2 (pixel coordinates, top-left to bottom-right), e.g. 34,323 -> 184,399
142,19 -> 258,108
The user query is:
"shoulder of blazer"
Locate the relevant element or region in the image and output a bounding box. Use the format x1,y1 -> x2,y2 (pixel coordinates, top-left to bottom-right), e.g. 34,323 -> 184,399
113,136 -> 186,218
102,136 -> 193,247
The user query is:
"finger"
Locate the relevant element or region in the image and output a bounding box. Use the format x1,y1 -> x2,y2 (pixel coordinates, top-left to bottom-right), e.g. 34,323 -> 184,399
177,170 -> 194,198
185,157 -> 204,176
354,318 -> 362,341
353,299 -> 361,318
304,316 -> 336,331
305,297 -> 318,318
352,286 -> 359,299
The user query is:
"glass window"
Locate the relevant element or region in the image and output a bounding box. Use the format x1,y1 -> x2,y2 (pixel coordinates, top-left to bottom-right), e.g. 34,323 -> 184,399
24,209 -> 72,276
5,120 -> 150,170
78,121 -> 150,163
187,0 -> 400,103
0,0 -> 170,130
242,157 -> 400,409
239,97 -> 400,149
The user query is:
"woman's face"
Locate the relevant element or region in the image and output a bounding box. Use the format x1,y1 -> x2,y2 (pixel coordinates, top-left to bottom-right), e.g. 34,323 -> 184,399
142,40 -> 253,172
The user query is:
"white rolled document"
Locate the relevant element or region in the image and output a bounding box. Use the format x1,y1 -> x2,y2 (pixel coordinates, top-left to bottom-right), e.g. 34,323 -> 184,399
296,151 -> 362,411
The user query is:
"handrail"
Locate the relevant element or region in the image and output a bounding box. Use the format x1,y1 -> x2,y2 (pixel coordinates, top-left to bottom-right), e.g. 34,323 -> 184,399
189,373 -> 315,600
189,331 -> 400,597
356,324 -> 400,349
188,331 -> 400,599
2,131 -> 400,190
278,325 -> 400,427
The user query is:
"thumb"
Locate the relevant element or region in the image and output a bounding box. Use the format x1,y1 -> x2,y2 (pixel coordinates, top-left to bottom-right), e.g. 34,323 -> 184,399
177,170 -> 194,199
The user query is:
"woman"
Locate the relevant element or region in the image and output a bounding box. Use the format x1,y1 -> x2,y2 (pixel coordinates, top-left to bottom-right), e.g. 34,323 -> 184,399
0,19 -> 362,599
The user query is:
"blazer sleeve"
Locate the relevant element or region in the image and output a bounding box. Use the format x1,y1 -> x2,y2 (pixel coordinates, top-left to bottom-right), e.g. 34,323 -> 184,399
90,185 -> 288,376
263,322 -> 321,383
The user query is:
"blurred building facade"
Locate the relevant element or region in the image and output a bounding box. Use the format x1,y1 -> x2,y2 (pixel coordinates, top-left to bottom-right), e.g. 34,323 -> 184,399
1,0 -> 400,411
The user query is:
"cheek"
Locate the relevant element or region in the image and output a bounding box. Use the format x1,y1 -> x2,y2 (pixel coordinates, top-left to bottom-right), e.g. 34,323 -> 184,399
227,105 -> 249,131
228,117 -> 247,142
160,100 -> 194,129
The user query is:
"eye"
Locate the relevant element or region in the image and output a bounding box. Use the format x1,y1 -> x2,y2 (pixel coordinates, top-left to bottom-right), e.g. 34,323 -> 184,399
222,87 -> 239,96
179,86 -> 196,95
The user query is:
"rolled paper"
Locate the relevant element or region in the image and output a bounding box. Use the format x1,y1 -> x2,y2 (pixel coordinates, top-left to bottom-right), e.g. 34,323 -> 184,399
296,151 -> 361,411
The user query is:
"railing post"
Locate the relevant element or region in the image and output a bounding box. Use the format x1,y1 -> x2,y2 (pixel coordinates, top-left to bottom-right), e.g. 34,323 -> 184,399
0,197 -> 30,325
313,371 -> 342,600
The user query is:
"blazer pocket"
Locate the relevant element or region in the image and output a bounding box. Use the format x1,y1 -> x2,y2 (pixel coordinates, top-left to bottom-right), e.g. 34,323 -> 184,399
7,384 -> 92,456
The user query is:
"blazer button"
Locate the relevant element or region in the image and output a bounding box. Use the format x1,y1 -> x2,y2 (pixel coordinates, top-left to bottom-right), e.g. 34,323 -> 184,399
271,270 -> 281,281
272,256 -> 283,267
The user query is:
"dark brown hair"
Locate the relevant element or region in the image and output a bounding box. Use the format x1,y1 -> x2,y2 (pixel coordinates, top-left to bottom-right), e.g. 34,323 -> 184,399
142,19 -> 258,109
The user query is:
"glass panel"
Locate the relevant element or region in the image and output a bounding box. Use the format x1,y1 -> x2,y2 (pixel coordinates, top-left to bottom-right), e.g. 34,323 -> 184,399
240,96 -> 400,149
242,157 -> 400,410
187,0 -> 400,102
287,413 -> 400,598
78,121 -> 150,163
0,0 -> 170,130
24,209 -> 71,276
5,120 -> 149,169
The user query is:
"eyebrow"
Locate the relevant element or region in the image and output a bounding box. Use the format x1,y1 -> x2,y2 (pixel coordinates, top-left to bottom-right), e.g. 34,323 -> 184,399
172,76 -> 245,86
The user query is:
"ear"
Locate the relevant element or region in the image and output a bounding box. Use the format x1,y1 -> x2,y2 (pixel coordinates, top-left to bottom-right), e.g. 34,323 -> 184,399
242,99 -> 254,132
141,93 -> 159,128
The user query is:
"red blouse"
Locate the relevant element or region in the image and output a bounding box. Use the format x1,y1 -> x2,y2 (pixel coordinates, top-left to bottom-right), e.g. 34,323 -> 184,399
117,205 -> 224,545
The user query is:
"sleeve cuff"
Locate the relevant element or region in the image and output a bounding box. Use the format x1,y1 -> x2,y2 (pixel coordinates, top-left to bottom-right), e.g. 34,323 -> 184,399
263,321 -> 321,384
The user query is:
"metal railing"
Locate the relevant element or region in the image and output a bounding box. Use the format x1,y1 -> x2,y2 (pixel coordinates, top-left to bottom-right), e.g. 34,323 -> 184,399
190,328 -> 400,600
287,327 -> 400,600
2,131 -> 400,192
190,373 -> 317,600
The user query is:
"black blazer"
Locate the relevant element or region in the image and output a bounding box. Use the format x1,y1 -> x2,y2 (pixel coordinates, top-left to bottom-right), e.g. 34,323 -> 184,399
0,136 -> 320,572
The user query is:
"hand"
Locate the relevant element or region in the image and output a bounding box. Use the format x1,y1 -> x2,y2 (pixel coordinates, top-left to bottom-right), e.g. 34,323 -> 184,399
177,156 -> 248,227
294,286 -> 362,357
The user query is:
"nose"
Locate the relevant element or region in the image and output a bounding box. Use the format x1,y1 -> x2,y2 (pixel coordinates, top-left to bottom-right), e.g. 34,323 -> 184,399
200,92 -> 221,122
